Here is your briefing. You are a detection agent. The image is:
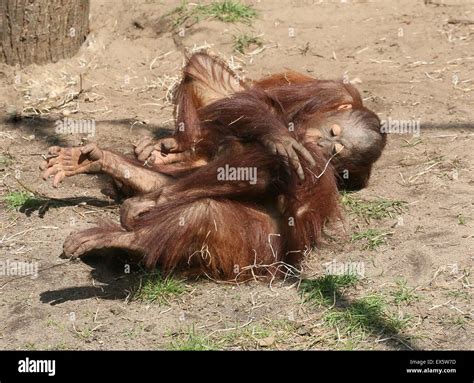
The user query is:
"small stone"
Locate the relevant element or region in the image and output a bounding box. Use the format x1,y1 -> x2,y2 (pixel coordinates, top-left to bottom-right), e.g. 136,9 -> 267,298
144,324 -> 155,332
109,307 -> 123,315
258,336 -> 275,347
297,327 -> 309,336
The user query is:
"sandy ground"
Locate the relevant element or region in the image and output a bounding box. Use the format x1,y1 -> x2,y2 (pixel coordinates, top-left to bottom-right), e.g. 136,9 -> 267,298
0,0 -> 472,350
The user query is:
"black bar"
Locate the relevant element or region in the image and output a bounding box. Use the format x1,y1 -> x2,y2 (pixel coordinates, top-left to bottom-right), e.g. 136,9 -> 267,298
0,350 -> 472,382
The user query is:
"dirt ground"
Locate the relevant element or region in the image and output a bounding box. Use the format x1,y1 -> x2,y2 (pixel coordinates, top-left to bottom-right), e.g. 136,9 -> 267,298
0,0 -> 472,350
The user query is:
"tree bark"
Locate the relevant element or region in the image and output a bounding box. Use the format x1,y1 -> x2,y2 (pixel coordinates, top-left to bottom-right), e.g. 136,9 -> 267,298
0,0 -> 90,67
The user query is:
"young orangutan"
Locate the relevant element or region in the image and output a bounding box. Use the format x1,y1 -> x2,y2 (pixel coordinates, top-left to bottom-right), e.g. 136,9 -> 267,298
40,52 -> 385,281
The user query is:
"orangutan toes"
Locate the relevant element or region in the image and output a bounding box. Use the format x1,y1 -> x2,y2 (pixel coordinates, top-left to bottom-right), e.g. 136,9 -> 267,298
62,228 -> 140,259
62,229 -> 105,259
40,144 -> 103,187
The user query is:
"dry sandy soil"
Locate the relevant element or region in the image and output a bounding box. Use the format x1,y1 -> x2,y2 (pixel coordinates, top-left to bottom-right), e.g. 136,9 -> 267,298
0,0 -> 472,350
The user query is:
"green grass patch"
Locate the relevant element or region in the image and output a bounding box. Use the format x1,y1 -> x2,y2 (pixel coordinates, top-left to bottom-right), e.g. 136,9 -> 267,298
197,0 -> 257,24
168,0 -> 258,27
351,229 -> 389,250
300,274 -> 359,306
341,192 -> 406,221
0,154 -> 14,168
170,326 -> 218,350
392,279 -> 420,305
323,294 -> 410,336
301,276 -> 412,342
451,316 -> 468,328
233,34 -> 263,53
2,191 -> 45,211
133,273 -> 187,304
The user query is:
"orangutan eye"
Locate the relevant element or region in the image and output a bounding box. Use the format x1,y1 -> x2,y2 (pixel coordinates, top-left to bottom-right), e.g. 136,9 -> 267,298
330,124 -> 342,136
333,143 -> 344,155
337,104 -> 353,111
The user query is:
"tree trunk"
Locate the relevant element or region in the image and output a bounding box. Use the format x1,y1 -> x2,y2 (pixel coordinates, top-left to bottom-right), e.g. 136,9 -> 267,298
0,0 -> 90,67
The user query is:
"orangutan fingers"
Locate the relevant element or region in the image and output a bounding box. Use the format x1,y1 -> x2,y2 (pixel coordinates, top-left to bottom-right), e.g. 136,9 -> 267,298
292,141 -> 316,167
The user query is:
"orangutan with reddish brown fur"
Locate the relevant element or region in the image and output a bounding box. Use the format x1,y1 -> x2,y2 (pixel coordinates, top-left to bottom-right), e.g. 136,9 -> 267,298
40,52 -> 385,281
